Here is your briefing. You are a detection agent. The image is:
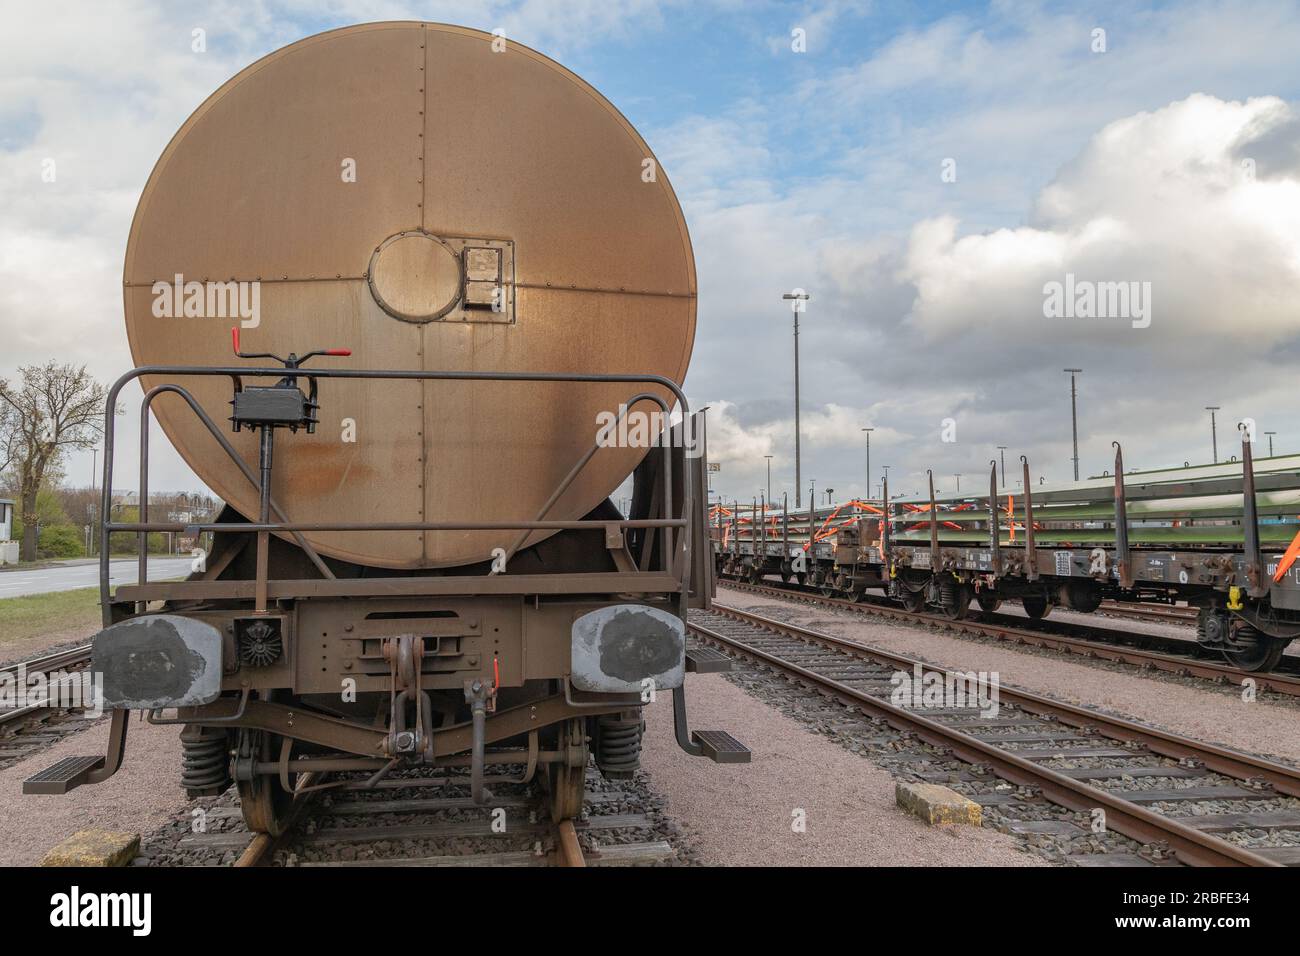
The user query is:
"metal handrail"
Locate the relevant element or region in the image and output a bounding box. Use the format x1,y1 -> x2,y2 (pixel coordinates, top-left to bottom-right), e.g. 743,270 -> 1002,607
100,365 -> 694,624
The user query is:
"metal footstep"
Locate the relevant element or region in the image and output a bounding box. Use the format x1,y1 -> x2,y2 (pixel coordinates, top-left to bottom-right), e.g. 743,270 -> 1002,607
691,730 -> 751,763
23,756 -> 104,795
685,647 -> 734,673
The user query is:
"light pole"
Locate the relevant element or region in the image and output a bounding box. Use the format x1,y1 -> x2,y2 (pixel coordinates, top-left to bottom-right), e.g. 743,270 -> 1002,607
783,290 -> 810,506
1064,369 -> 1082,480
763,454 -> 773,503
1265,431 -> 1276,457
954,473 -> 962,493
996,446 -> 1007,487
861,427 -> 873,500
1206,406 -> 1221,463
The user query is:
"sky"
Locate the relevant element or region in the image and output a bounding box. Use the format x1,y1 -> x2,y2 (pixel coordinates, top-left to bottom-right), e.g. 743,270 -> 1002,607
2,0 -> 1299,509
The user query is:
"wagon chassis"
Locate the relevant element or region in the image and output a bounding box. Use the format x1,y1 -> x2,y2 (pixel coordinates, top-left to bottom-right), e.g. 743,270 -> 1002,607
25,359 -> 748,826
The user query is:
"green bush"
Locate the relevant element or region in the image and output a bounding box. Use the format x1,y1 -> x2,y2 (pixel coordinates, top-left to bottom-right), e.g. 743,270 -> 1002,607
38,524 -> 85,559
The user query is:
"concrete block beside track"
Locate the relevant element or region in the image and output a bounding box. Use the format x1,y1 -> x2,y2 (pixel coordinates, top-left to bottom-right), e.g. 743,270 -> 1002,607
41,829 -> 140,867
895,781 -> 982,827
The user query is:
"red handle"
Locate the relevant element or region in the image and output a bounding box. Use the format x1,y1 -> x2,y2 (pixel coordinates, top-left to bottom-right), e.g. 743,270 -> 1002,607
324,348 -> 352,356
231,326 -> 241,355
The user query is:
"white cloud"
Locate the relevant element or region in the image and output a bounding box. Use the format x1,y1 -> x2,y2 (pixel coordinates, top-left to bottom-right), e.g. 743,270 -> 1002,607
900,94 -> 1300,344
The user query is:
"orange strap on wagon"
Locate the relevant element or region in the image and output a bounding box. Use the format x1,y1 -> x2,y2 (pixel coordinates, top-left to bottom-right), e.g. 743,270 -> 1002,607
1274,523 -> 1300,582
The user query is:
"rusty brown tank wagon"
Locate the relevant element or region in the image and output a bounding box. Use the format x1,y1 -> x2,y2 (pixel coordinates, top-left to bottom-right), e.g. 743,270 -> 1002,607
24,21 -> 749,831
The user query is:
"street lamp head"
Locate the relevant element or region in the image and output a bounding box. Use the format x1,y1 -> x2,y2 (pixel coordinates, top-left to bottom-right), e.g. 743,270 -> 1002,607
1064,368 -> 1082,374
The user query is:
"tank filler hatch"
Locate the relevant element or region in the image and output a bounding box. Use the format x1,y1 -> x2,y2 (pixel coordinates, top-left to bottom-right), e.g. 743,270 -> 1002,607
367,230 -> 515,325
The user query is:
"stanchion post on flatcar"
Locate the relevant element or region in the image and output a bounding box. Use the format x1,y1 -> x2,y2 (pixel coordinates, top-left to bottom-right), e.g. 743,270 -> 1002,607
782,492 -> 789,554
880,478 -> 890,561
1112,442 -> 1132,589
988,460 -> 1002,576
1021,456 -> 1038,582
1240,426 -> 1266,597
927,469 -> 938,564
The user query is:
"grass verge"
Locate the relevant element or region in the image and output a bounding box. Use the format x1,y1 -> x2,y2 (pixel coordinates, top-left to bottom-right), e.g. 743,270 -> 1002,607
0,587 -> 101,647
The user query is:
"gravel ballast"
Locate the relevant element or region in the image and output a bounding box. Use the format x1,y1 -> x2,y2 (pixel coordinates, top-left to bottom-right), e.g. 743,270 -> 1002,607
721,586 -> 1300,765
639,671 -> 1041,866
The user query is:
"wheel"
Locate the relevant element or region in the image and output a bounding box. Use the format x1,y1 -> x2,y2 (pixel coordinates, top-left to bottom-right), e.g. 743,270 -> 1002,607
237,731 -> 295,836
1021,595 -> 1052,620
820,579 -> 838,598
746,564 -> 763,585
1223,625 -> 1287,672
940,584 -> 971,621
900,588 -> 925,613
542,718 -> 588,822
975,590 -> 1002,613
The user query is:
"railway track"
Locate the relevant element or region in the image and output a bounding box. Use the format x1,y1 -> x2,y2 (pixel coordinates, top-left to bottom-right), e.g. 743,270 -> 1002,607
0,644 -> 97,769
719,580 -> 1300,696
162,767 -> 675,868
691,602 -> 1300,866
1100,600 -> 1199,625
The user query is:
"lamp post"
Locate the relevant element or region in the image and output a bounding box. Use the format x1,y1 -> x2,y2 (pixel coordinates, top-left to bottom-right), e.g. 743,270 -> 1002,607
763,454 -> 773,503
996,446 -> 1007,487
860,426 -> 873,501
783,291 -> 810,506
1265,431 -> 1276,457
954,473 -> 962,493
1206,406 -> 1221,463
1064,369 -> 1082,480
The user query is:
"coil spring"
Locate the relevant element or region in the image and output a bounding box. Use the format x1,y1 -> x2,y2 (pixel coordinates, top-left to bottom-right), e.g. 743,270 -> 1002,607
595,715 -> 643,779
180,724 -> 232,797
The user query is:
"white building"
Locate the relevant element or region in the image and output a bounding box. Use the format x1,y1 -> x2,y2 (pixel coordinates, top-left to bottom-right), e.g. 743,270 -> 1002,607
0,499 -> 16,565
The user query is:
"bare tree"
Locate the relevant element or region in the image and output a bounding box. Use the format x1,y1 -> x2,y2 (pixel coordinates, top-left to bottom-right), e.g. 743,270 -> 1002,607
0,363 -> 111,561
0,392 -> 18,478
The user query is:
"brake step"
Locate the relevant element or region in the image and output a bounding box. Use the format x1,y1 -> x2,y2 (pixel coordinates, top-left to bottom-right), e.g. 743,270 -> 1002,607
691,730 -> 751,764
685,647 -> 734,674
23,755 -> 104,795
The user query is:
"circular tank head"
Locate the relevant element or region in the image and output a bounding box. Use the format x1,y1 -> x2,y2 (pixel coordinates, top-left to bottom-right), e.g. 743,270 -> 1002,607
123,22 -> 697,569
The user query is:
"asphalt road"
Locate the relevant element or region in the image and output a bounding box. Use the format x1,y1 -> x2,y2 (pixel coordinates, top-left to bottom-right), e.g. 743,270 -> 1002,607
0,557 -> 195,599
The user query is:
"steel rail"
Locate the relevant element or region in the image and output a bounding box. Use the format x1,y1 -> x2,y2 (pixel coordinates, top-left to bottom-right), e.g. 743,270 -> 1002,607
720,580 -> 1300,696
555,819 -> 587,867
694,603 -> 1298,867
1100,601 -> 1198,623
233,770 -> 324,867
0,644 -> 92,680
0,645 -> 96,727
